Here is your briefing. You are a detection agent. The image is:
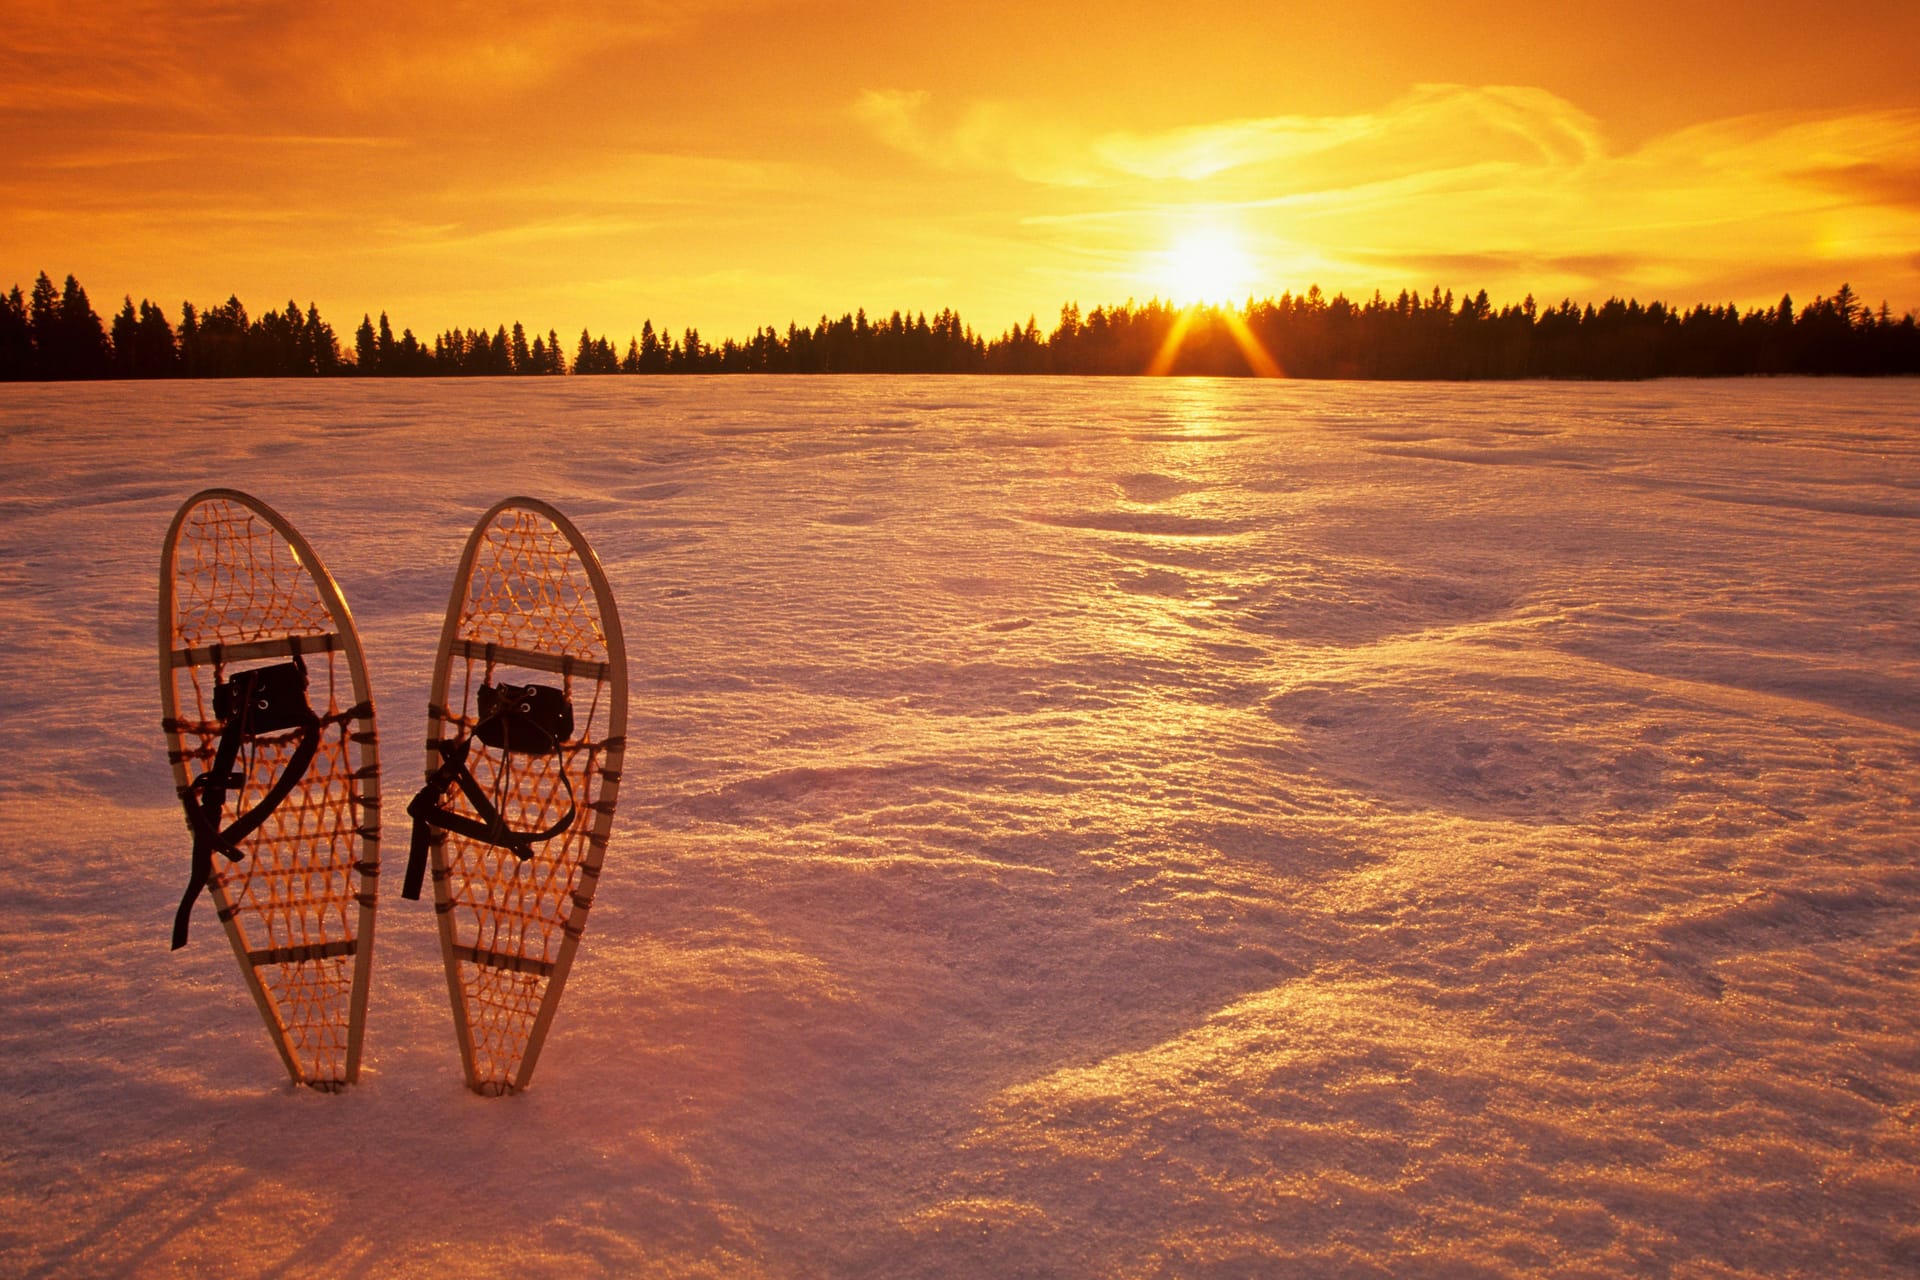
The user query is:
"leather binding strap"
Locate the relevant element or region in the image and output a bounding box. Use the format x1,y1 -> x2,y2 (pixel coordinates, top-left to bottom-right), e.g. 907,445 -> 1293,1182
172,660 -> 320,949
402,693 -> 577,901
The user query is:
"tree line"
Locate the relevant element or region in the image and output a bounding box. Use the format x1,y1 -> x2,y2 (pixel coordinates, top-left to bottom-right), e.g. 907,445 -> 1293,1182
3,270 -> 1915,381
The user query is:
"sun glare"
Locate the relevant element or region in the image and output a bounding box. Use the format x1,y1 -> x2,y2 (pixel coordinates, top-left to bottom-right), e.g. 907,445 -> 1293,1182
1145,222 -> 1286,376
1160,227 -> 1255,306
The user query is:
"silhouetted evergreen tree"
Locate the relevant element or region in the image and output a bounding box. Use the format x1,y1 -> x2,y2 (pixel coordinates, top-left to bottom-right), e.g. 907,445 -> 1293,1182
355,314 -> 378,373
138,300 -> 179,375
26,274 -> 59,378
106,296 -> 181,377
190,296 -> 248,376
395,327 -> 428,374
0,286 -> 32,379
28,274 -> 114,379
111,298 -> 139,377
176,302 -> 202,377
573,329 -> 620,374
307,305 -> 341,374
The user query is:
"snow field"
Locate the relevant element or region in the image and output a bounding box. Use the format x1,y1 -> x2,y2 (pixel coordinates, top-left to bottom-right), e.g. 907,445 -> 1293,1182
1,375 -> 1915,1277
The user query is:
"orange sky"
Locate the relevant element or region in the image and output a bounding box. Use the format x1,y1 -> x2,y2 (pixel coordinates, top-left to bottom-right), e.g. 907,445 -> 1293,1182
4,0 -> 1918,343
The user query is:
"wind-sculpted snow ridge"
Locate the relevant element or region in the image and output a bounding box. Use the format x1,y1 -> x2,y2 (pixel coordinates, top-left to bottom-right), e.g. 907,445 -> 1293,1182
1,376 -> 1917,1277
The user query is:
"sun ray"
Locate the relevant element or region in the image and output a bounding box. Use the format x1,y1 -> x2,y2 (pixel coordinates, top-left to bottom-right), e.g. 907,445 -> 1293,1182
1221,308 -> 1285,378
1146,306 -> 1197,376
1145,305 -> 1284,377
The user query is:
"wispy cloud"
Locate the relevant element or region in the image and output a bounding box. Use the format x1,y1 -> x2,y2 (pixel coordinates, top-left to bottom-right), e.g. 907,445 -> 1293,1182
855,84 -> 1608,189
0,0 -> 745,123
1093,116 -> 1370,183
856,85 -> 1920,309
851,90 -> 1111,187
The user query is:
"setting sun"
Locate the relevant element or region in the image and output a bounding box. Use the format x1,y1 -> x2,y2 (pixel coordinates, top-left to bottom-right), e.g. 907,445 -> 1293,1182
1159,226 -> 1257,306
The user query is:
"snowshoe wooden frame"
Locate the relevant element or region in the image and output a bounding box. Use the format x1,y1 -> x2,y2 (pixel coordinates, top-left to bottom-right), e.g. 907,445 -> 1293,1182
159,489 -> 381,1089
419,497 -> 628,1095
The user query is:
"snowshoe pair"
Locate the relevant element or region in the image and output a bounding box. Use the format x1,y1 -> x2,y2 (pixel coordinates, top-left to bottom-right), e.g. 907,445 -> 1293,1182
160,490 -> 627,1094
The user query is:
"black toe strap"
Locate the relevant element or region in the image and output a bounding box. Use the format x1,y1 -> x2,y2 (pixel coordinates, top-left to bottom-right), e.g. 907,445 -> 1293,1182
402,706 -> 576,901
172,665 -> 320,950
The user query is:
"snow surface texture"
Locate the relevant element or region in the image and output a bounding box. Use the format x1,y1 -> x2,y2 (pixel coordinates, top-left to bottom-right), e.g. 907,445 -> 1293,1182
1,377 -> 1916,1278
